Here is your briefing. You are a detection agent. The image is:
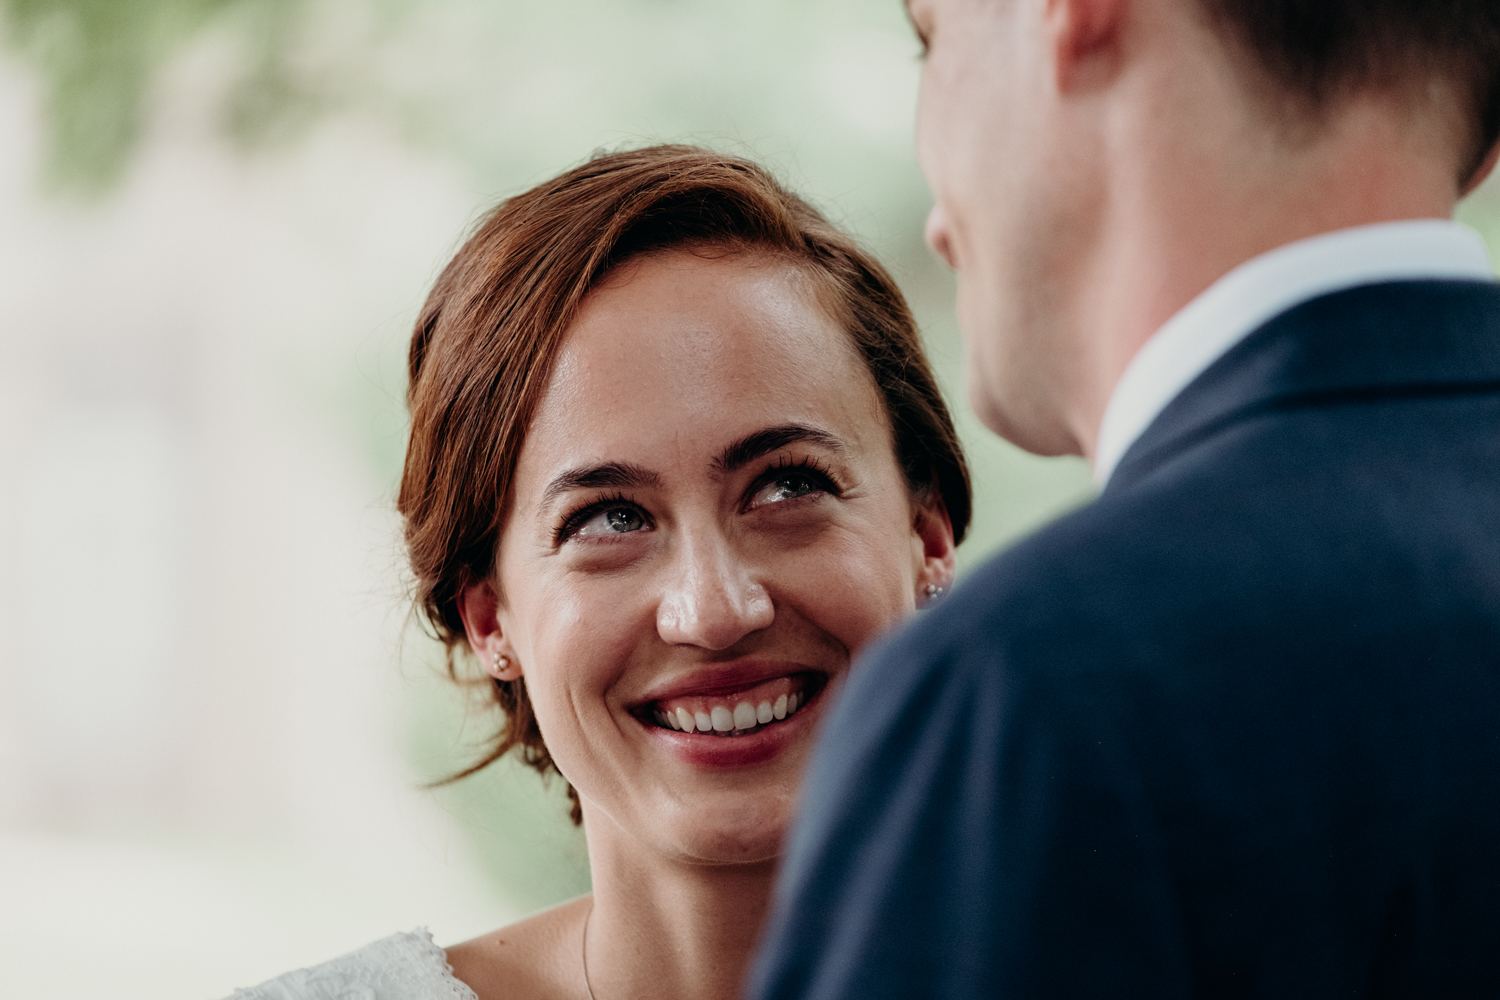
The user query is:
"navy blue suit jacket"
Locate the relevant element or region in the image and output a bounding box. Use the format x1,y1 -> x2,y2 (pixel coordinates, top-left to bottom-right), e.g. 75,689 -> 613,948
750,281 -> 1500,998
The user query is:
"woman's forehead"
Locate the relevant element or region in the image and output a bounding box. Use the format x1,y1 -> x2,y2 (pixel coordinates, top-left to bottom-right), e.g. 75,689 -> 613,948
558,251 -> 848,382
515,252 -> 888,490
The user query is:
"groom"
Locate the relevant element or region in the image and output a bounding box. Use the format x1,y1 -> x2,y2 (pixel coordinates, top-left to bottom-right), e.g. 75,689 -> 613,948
752,0 -> 1500,996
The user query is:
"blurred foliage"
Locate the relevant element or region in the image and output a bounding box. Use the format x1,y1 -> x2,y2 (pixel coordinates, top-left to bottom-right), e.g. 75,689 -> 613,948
0,0 -> 327,193
0,0 -> 1092,914
10,0 -> 1496,925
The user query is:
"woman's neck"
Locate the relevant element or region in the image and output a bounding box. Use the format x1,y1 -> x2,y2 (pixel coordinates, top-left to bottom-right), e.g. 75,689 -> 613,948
582,810 -> 778,999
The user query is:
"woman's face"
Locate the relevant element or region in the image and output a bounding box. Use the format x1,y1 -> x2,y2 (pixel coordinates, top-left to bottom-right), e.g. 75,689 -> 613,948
477,251 -> 952,865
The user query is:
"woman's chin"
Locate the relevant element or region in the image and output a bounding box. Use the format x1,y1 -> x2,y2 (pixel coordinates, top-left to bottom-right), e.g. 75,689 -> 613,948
671,823 -> 788,867
636,797 -> 793,867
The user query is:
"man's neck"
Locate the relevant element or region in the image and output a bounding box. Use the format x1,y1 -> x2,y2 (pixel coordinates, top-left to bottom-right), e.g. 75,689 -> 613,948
1065,89 -> 1462,460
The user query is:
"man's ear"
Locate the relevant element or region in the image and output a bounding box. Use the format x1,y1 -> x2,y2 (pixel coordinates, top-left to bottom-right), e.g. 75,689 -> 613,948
1460,140 -> 1500,198
1046,0 -> 1130,92
913,496 -> 959,603
459,579 -> 522,681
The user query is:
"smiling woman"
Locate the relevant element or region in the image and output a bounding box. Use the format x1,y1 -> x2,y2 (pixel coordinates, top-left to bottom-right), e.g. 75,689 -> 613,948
226,145 -> 970,1000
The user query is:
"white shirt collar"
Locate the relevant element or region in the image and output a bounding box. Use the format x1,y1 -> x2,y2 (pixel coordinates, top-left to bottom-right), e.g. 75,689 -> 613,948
1092,219 -> 1496,486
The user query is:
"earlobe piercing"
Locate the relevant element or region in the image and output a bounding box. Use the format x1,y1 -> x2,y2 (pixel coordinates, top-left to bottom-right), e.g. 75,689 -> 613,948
488,651 -> 513,680
920,581 -> 946,609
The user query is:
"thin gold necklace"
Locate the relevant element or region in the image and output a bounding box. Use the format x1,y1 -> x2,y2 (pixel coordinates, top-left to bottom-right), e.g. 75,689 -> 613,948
581,899 -> 598,1000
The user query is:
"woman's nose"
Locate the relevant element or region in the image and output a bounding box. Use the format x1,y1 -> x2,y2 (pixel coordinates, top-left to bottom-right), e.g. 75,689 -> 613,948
655,538 -> 774,650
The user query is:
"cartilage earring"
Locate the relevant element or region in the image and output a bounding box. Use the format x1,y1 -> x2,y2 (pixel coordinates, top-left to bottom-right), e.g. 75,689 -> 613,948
488,651 -> 512,680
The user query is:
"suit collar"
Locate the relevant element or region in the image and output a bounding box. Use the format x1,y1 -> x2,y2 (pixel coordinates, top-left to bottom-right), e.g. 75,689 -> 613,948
1106,280 -> 1500,495
1093,221 -> 1494,486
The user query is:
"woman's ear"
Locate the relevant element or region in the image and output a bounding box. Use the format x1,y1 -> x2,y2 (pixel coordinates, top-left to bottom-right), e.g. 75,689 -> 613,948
458,579 -> 522,681
912,496 -> 958,608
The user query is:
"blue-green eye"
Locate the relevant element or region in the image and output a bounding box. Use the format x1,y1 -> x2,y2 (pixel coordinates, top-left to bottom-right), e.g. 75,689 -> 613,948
749,465 -> 835,508
606,508 -> 643,531
758,474 -> 816,504
574,505 -> 647,538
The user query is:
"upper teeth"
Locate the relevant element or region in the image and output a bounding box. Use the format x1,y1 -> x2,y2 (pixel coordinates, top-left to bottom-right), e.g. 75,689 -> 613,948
656,691 -> 801,734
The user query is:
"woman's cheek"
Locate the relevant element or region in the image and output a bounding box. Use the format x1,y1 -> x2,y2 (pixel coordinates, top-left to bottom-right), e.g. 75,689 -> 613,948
520,595 -> 629,792
789,534 -> 911,654
512,579 -> 621,724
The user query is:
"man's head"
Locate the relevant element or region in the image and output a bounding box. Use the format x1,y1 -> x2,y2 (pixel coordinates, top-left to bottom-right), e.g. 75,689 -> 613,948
909,0 -> 1500,456
1197,0 -> 1500,189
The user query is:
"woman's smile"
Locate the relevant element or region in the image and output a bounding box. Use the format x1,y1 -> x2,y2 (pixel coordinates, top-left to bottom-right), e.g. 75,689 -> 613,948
645,675 -> 812,736
624,660 -> 830,769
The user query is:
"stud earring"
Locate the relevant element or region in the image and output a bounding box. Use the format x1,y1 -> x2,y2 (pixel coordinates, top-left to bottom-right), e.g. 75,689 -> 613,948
488,651 -> 512,680
920,582 -> 946,609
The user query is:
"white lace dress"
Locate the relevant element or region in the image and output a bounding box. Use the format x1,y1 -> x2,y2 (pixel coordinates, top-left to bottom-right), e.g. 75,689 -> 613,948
225,930 -> 480,1000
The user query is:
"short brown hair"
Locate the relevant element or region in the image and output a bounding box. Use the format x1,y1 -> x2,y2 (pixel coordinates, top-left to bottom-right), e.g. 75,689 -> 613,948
399,145 -> 971,820
1197,0 -> 1500,185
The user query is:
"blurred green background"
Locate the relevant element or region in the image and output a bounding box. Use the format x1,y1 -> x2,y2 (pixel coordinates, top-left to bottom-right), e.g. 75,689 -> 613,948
1,1 -> 1496,994
2,0 -> 1099,918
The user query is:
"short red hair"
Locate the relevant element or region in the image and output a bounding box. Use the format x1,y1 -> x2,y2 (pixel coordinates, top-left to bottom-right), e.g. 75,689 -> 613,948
399,145 -> 970,820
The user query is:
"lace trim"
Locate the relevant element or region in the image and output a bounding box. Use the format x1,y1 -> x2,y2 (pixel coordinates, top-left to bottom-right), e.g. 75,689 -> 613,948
411,928 -> 481,1000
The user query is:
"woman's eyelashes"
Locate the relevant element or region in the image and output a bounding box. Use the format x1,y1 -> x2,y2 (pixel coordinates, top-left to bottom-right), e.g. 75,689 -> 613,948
744,456 -> 842,511
554,457 -> 843,545
557,493 -> 652,544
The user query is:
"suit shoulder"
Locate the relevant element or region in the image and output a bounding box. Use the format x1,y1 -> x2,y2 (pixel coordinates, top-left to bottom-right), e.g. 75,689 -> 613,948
899,486 -> 1207,656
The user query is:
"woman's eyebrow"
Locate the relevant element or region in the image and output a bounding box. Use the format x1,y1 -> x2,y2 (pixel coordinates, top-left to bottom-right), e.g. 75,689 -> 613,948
714,424 -> 846,475
540,461 -> 662,510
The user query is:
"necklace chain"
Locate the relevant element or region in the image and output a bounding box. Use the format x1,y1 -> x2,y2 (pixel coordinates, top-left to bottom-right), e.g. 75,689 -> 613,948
581,899 -> 598,1000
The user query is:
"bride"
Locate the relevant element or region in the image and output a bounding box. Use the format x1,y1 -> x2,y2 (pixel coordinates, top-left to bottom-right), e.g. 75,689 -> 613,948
230,145 -> 970,999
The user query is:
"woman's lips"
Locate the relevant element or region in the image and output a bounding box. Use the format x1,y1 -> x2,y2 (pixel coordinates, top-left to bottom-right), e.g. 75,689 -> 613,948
646,674 -> 811,736
635,672 -> 828,769
629,662 -> 833,768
